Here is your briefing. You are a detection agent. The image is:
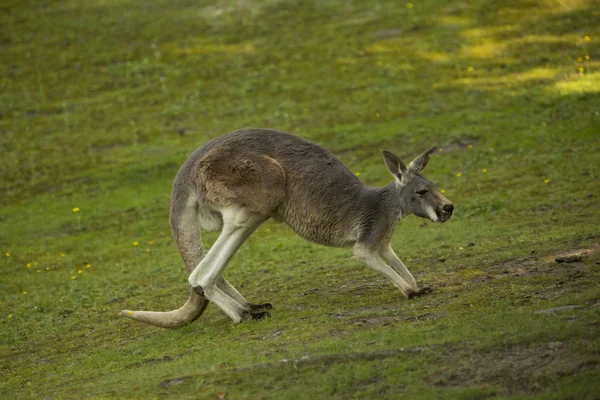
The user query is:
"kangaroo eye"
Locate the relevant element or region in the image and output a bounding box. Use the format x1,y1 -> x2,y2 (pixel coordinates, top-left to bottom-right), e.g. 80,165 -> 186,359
416,189 -> 428,195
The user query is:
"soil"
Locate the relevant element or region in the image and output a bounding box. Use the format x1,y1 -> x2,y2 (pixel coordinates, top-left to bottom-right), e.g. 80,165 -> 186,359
429,342 -> 599,395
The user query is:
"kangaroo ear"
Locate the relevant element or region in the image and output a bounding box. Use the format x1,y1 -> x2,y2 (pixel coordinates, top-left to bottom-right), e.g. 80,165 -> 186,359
383,151 -> 409,185
408,146 -> 437,173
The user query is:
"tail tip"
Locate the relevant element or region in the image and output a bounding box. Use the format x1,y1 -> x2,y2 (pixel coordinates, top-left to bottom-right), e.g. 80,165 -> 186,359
119,310 -> 135,317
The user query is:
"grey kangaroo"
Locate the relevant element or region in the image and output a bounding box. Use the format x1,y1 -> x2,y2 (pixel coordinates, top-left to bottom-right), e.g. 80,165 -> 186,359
120,128 -> 453,327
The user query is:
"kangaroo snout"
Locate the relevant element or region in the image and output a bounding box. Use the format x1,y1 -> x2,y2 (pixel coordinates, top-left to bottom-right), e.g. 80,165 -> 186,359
437,203 -> 454,222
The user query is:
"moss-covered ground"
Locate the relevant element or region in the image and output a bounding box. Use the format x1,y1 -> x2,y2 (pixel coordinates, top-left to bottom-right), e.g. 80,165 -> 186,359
1,0 -> 599,398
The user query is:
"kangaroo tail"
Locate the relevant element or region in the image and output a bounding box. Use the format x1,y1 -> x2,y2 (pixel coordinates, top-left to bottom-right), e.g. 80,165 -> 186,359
119,169 -> 211,328
119,290 -> 208,328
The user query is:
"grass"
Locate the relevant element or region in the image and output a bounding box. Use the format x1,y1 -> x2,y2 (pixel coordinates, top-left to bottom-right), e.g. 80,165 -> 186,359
1,0 -> 599,398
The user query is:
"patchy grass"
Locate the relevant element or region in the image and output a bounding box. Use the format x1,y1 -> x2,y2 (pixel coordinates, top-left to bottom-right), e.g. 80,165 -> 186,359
1,0 -> 599,398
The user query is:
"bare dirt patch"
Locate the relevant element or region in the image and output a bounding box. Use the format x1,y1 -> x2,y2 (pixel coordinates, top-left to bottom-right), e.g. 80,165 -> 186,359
485,244 -> 599,282
541,243 -> 600,265
429,343 -> 599,395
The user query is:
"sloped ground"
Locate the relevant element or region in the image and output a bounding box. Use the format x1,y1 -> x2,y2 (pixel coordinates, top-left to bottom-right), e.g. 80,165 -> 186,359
1,0 -> 599,398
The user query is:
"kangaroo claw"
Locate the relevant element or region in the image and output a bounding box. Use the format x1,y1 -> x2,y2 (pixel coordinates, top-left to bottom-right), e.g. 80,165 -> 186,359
414,286 -> 433,297
250,311 -> 271,320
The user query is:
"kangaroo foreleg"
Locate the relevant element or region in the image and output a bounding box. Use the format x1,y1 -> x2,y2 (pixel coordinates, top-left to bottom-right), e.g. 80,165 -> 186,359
379,246 -> 432,296
379,245 -> 418,290
353,244 -> 416,299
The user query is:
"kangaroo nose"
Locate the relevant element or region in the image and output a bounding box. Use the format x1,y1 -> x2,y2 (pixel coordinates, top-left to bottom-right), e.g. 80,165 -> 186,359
443,204 -> 454,213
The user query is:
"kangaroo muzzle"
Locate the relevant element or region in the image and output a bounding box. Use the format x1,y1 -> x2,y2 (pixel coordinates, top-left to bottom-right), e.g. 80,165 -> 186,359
436,203 -> 453,222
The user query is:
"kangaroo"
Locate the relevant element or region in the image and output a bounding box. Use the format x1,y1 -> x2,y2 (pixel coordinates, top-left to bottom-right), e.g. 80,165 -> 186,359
120,128 -> 453,327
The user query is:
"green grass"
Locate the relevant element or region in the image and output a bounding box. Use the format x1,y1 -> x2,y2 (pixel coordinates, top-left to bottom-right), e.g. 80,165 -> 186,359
1,0 -> 599,398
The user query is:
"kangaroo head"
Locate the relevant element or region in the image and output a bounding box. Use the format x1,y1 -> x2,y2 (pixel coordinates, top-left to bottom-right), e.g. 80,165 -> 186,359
383,147 -> 453,222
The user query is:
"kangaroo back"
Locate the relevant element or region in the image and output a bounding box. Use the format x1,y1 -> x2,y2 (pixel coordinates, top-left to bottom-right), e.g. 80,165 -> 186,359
195,129 -> 366,246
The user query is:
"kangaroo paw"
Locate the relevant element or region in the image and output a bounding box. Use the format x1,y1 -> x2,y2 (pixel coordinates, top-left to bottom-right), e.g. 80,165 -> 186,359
249,303 -> 273,311
413,286 -> 433,297
250,311 -> 271,320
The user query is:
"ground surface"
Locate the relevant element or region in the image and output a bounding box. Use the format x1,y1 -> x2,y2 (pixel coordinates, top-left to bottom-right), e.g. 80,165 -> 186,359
1,0 -> 599,398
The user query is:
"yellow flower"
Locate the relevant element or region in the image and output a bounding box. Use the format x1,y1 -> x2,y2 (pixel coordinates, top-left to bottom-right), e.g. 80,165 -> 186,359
71,276 -> 77,280
467,66 -> 474,72
27,263 -> 32,269
148,241 -> 155,245
85,264 -> 91,268
8,314 -> 12,319
78,270 -> 83,274
579,66 -> 584,73
585,55 -> 590,60
456,172 -> 462,177
375,112 -> 380,117
133,241 -> 139,246
406,2 -> 413,8
355,172 -> 361,176
544,179 -> 550,184
72,207 -> 80,213
5,253 -> 10,257
60,253 -> 65,257
467,144 -> 473,149
37,270 -> 41,273
482,169 -> 487,173
584,35 -> 591,41
441,189 -> 446,194
265,228 -> 271,233
22,291 -> 27,295
577,57 -> 583,62
146,249 -> 151,253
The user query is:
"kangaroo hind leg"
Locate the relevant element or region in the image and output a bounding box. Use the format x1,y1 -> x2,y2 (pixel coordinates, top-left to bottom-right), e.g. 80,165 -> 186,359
188,208 -> 268,322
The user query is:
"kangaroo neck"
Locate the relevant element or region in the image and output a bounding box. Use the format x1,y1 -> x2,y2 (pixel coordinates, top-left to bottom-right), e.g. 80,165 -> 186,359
379,180 -> 409,220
